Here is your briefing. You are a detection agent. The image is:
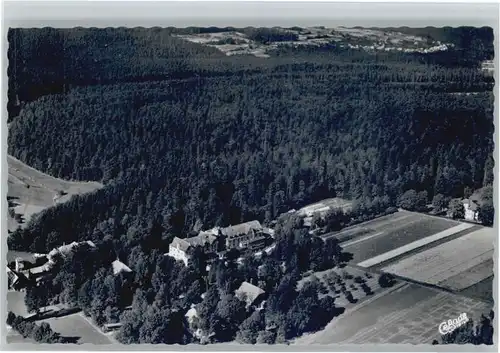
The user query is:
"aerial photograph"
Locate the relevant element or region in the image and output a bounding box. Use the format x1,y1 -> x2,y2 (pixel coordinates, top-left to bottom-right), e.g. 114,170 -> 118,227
4,14 -> 496,348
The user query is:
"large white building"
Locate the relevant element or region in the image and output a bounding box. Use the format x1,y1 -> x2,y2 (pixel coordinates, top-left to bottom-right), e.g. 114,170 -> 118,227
166,233 -> 218,266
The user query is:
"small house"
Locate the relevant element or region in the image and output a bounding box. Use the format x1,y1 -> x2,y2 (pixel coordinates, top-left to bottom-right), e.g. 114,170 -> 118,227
112,259 -> 132,276
7,267 -> 30,291
235,281 -> 267,308
462,198 -> 480,222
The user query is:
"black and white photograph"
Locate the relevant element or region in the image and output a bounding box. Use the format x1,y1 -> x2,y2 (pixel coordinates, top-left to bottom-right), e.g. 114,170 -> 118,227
2,1 -> 498,349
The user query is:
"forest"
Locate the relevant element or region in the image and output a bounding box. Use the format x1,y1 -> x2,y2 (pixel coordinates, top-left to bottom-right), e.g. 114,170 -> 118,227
6,27 -> 495,344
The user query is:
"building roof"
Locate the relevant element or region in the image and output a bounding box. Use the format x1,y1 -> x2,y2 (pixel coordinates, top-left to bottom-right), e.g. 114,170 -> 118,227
221,221 -> 263,239
25,263 -> 51,275
297,198 -> 353,216
112,259 -> 132,275
170,237 -> 192,252
7,266 -> 29,286
49,240 -> 96,258
185,233 -> 218,247
7,267 -> 19,283
198,227 -> 221,237
185,307 -> 198,321
462,198 -> 479,211
170,233 -> 218,253
235,281 -> 266,305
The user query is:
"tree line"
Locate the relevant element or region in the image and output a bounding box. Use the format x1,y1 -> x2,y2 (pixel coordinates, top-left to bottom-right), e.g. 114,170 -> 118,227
8,27 -> 493,118
8,59 -> 494,254
6,312 -> 65,343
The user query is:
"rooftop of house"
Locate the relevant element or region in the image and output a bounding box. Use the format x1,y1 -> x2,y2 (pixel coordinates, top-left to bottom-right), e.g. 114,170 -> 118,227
170,233 -> 218,253
297,197 -> 353,216
112,259 -> 132,275
221,220 -> 263,239
24,263 -> 52,275
6,267 -> 18,281
186,233 -> 218,247
170,237 -> 192,253
7,266 -> 29,285
235,281 -> 266,305
185,307 -> 198,321
462,198 -> 480,211
48,240 -> 96,258
198,227 -> 221,237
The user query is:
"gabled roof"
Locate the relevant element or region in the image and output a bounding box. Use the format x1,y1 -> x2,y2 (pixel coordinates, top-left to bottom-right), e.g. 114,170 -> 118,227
49,240 -> 96,259
185,307 -> 198,321
221,221 -> 263,239
462,198 -> 479,211
170,237 -> 192,252
7,266 -> 29,286
7,267 -> 19,283
198,227 -> 221,237
185,234 -> 217,247
235,281 -> 266,305
170,233 -> 218,253
26,263 -> 51,275
112,259 -> 132,275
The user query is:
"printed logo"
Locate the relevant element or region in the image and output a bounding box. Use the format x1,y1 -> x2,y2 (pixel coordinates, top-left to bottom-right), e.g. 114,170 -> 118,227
438,313 -> 469,335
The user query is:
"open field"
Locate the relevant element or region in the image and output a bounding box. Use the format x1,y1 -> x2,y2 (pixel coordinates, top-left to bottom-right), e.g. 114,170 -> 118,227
440,259 -> 493,293
460,276 -> 494,303
41,314 -> 112,345
6,290 -> 112,345
293,282 -> 492,345
340,211 -> 459,264
6,291 -> 31,344
323,211 -> 419,243
6,328 -> 35,344
357,222 -> 475,268
7,154 -> 103,231
7,291 -> 30,317
381,227 -> 494,291
6,250 -> 38,264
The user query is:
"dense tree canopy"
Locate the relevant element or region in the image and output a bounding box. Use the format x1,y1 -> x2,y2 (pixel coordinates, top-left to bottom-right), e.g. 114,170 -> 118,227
7,26 -> 495,345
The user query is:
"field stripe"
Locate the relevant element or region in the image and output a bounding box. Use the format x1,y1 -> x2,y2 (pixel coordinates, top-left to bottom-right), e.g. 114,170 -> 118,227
357,222 -> 474,268
381,227 -> 494,287
343,231 -> 385,247
439,259 -> 493,291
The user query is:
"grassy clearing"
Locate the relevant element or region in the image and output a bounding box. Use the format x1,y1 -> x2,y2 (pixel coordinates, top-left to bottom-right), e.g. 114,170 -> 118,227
441,259 -> 493,293
7,155 -> 103,231
7,291 -> 29,317
293,282 -> 492,344
382,226 -> 494,291
40,314 -> 112,345
358,222 -> 474,268
344,213 -> 459,264
459,276 -> 494,303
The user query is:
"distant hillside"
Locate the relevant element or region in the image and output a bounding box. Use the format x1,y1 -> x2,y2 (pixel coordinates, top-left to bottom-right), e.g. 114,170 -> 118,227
7,27 -> 236,118
8,26 -> 493,119
374,26 -> 494,59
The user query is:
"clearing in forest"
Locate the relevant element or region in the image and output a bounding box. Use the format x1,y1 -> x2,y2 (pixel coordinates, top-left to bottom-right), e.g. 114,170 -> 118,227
7,155 -> 103,232
381,226 -> 494,291
337,211 -> 459,265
